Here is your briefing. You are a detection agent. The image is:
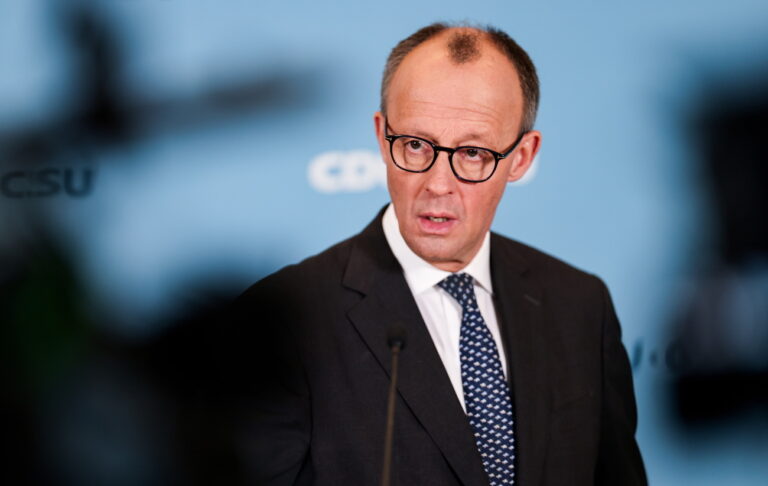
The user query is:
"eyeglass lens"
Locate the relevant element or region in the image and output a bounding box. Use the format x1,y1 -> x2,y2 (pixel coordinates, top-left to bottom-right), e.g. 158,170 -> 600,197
391,137 -> 496,181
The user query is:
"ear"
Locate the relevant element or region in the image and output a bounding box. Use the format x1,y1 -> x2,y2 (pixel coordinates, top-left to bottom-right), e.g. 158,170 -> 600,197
507,130 -> 542,182
373,111 -> 389,162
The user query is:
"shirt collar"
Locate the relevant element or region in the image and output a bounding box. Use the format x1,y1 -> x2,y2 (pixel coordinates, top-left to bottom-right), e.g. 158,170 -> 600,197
382,203 -> 494,295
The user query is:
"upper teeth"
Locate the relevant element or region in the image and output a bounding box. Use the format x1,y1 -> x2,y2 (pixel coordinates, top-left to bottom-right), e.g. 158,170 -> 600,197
428,217 -> 447,222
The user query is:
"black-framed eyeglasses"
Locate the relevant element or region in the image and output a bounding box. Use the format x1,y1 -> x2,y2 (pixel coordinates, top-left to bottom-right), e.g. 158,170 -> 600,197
384,119 -> 527,183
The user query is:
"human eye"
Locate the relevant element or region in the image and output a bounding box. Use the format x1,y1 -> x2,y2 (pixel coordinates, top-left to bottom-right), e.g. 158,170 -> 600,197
404,138 -> 428,153
458,147 -> 492,163
465,148 -> 481,159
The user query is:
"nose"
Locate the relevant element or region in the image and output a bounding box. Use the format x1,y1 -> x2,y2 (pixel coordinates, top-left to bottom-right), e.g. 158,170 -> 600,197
422,150 -> 457,196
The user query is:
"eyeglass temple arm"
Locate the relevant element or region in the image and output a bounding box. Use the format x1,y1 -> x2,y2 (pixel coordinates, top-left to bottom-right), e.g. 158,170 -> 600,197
499,130 -> 529,158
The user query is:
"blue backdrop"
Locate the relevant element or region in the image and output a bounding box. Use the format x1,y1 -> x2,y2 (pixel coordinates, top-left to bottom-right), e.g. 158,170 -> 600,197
2,0 -> 767,484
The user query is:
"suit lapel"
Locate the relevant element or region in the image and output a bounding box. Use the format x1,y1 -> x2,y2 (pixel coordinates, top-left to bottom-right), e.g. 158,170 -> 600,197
491,234 -> 550,486
343,211 -> 488,486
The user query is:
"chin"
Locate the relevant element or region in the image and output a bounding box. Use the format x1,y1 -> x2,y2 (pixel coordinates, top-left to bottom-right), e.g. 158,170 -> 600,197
408,238 -> 459,266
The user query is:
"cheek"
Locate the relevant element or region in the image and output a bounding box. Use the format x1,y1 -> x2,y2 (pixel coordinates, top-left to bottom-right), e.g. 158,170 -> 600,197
387,169 -> 416,207
464,183 -> 506,227
386,170 -> 407,214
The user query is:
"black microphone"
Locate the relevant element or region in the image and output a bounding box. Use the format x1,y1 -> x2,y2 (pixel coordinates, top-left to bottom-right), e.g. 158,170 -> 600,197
381,324 -> 407,486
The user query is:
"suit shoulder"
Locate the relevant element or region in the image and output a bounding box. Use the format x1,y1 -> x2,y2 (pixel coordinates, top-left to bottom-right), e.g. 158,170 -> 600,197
240,233 -> 357,299
491,232 -> 604,289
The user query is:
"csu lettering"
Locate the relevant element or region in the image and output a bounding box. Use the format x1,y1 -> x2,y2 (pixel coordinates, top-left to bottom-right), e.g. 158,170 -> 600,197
1,168 -> 95,198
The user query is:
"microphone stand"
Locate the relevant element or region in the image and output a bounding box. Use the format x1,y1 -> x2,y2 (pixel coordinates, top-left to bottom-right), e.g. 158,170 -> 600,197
381,326 -> 406,486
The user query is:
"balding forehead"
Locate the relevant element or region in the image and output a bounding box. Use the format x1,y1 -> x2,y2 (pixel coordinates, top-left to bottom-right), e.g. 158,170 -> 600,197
380,23 -> 539,132
420,28 -> 515,71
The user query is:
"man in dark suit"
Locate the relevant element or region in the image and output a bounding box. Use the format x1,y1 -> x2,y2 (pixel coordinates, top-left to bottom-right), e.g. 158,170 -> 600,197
223,23 -> 646,485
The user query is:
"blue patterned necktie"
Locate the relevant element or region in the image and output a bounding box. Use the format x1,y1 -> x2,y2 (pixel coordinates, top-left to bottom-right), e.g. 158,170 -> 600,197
438,272 -> 516,485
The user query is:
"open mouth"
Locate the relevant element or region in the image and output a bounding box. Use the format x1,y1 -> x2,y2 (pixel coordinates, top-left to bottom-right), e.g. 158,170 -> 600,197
418,213 -> 457,233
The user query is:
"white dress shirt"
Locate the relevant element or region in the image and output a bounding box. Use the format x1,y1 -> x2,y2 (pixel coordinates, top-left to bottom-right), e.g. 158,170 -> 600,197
382,203 -> 508,412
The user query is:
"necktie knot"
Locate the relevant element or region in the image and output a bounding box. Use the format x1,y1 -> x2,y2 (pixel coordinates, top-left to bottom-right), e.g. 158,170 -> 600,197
438,272 -> 476,309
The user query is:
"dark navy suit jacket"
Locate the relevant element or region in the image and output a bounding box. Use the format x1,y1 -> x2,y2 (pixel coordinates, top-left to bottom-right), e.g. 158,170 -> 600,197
220,207 -> 647,485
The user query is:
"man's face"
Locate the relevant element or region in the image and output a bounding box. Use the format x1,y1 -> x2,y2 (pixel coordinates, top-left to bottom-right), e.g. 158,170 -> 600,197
375,33 -> 541,272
